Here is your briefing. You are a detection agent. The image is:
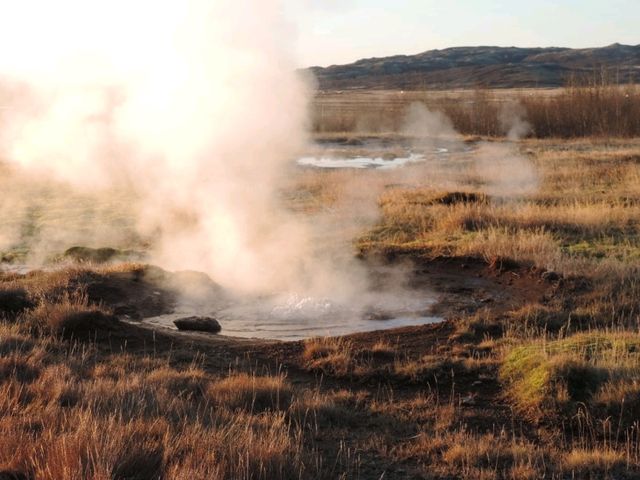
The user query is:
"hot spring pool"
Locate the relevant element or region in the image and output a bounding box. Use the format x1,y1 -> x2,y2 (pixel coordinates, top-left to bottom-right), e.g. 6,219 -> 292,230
144,288 -> 441,341
295,142 -> 465,170
297,152 -> 430,169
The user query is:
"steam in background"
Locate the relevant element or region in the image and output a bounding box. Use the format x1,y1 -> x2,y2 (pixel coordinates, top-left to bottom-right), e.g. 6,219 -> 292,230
498,101 -> 532,141
401,102 -> 459,142
480,101 -> 537,195
401,101 -> 538,196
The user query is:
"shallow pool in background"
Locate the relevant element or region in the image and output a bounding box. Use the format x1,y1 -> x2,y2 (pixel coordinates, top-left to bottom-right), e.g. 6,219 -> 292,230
297,152 -> 430,169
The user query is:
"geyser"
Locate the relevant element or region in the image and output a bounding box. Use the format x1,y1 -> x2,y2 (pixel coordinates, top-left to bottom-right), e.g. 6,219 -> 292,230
0,0 -> 325,295
0,4 -> 537,338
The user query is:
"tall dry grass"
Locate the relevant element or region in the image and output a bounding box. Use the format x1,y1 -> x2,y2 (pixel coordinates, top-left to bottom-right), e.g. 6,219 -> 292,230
312,76 -> 640,138
3,137 -> 640,478
0,267 -> 359,480
0,327 -> 353,479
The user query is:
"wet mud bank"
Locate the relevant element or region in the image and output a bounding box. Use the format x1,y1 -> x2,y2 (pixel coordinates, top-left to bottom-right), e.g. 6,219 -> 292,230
12,254 -> 557,345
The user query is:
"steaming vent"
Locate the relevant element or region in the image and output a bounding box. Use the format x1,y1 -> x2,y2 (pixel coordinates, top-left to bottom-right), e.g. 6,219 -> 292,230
145,286 -> 440,340
297,137 -> 473,170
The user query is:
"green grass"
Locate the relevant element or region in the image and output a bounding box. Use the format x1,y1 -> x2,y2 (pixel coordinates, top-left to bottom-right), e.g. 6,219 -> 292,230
500,333 -> 640,421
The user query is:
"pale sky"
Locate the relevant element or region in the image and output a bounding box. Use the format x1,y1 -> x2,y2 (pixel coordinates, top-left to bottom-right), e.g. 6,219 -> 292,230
282,0 -> 640,67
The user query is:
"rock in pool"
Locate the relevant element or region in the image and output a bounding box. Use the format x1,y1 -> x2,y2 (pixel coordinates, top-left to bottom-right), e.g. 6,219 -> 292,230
173,316 -> 221,333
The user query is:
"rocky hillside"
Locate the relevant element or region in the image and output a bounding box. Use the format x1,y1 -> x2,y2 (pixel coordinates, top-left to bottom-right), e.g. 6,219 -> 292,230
308,43 -> 640,90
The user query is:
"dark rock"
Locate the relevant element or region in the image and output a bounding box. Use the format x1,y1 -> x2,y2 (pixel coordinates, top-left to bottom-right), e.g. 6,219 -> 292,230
168,270 -> 225,303
80,267 -> 177,318
139,295 -> 165,315
174,316 -> 221,333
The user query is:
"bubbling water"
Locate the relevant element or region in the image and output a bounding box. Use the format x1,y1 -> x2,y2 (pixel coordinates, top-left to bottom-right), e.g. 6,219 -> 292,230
144,287 -> 441,340
297,153 -> 427,169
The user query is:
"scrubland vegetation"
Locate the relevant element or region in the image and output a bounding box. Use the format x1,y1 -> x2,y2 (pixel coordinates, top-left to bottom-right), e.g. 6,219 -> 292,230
3,88 -> 640,478
313,77 -> 640,138
0,268 -> 352,479
287,135 -> 640,478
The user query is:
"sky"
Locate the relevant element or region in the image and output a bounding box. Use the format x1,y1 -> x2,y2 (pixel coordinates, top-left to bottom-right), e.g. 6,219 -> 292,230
282,0 -> 640,67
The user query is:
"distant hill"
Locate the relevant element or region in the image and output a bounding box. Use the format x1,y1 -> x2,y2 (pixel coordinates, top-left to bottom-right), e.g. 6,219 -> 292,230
308,44 -> 640,90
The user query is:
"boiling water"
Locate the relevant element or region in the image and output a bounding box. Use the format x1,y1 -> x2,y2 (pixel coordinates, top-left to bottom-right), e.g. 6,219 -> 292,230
144,288 -> 441,341
297,152 -> 429,169
296,142 -> 465,170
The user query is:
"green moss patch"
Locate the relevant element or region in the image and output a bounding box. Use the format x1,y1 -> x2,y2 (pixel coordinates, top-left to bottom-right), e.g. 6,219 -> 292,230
500,333 -> 640,421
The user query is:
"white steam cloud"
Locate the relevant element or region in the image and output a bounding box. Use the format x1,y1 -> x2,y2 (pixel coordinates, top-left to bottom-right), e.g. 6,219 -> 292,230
0,0 -> 323,294
402,102 -> 458,140
401,101 -> 538,196
498,101 -> 531,140
0,2 -> 541,320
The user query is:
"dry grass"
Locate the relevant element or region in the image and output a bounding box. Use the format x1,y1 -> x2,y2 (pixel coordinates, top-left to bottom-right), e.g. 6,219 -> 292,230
0,267 -> 361,479
313,81 -> 640,138
0,329 -> 346,479
0,290 -> 637,478
301,336 -> 447,381
3,136 -> 640,477
388,421 -> 548,479
284,137 -> 640,477
208,372 -> 293,412
368,340 -> 396,360
28,293 -> 117,337
302,337 -> 354,376
563,448 -> 627,476
355,139 -> 640,284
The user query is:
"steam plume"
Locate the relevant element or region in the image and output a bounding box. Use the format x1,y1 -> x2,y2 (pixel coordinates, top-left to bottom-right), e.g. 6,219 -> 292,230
400,101 -> 538,196
498,101 -> 531,140
0,0 -> 321,294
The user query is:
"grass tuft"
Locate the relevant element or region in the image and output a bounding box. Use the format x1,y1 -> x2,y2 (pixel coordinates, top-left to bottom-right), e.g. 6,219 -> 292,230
208,373 -> 293,413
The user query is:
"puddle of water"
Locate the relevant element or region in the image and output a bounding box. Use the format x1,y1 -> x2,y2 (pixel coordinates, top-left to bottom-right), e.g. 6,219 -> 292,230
295,145 -> 460,170
4,263 -> 442,340
297,152 -> 428,170
144,289 -> 442,341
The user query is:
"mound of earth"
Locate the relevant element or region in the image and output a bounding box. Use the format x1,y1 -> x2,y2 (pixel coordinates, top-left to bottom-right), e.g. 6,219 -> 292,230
63,246 -> 146,264
58,310 -> 122,339
75,266 -> 226,321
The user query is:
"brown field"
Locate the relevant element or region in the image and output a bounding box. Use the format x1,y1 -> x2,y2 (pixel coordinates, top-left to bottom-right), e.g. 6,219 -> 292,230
313,82 -> 640,138
2,90 -> 640,479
